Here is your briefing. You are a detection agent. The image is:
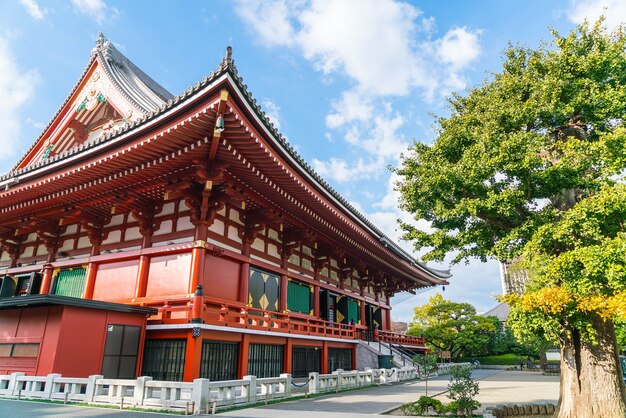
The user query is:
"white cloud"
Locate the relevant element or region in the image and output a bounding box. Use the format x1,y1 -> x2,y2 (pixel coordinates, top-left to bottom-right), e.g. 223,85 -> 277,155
312,157 -> 381,183
235,0 -> 301,47
19,0 -> 47,20
437,27 -> 481,70
296,0 -> 433,96
326,90 -> 373,128
71,0 -> 118,25
261,98 -> 282,131
567,0 -> 626,31
236,1 -> 482,185
0,37 -> 40,159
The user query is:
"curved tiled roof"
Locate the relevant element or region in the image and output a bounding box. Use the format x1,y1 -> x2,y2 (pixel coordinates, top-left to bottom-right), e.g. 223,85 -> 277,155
1,39 -> 450,281
96,33 -> 174,113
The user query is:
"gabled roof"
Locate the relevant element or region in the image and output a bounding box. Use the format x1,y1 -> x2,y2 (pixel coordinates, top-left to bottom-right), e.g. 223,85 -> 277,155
482,302 -> 510,322
13,33 -> 173,170
2,37 -> 450,283
96,34 -> 173,112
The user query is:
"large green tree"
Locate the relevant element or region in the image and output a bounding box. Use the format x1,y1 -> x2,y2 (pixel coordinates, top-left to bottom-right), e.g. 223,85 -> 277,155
396,20 -> 626,417
408,294 -> 498,358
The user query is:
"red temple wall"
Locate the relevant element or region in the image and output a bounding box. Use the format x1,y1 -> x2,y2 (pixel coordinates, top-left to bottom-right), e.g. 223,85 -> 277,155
145,253 -> 191,298
203,255 -> 240,302
92,260 -> 138,301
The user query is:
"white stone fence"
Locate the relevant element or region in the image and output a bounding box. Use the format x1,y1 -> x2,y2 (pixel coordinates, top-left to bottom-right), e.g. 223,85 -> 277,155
0,363 -> 471,414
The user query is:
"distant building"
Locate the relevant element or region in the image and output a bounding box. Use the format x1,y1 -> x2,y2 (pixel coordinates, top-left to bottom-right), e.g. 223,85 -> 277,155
499,260 -> 528,295
391,321 -> 408,334
482,302 -> 510,324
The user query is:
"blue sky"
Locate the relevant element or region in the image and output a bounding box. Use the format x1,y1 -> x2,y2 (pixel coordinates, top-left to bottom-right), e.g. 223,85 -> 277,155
0,0 -> 623,322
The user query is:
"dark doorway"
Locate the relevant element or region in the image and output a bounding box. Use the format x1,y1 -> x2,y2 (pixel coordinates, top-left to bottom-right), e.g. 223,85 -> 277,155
101,324 -> 141,379
141,339 -> 186,381
328,348 -> 352,372
292,346 -> 321,378
248,343 -> 283,378
200,341 -> 239,381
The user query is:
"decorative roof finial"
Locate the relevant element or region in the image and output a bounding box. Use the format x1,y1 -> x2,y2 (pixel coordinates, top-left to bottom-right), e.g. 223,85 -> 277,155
96,32 -> 105,48
225,46 -> 232,63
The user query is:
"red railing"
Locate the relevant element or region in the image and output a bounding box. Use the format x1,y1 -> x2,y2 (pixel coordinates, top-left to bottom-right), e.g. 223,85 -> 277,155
145,297 -> 422,346
374,329 -> 426,347
146,296 -> 368,341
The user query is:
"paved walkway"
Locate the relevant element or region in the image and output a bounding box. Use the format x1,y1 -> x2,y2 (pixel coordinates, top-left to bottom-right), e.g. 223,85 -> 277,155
0,398 -> 180,417
222,370 -> 559,417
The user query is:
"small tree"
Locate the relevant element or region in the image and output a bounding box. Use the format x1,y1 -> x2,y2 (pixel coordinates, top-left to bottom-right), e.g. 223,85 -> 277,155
414,352 -> 439,396
447,365 -> 480,417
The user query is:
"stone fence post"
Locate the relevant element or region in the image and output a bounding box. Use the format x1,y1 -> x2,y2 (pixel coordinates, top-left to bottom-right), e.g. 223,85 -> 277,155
243,375 -> 257,403
279,373 -> 292,397
9,372 -> 24,396
44,374 -> 61,399
308,372 -> 319,394
191,378 -> 210,414
85,375 -> 103,403
133,376 -> 152,405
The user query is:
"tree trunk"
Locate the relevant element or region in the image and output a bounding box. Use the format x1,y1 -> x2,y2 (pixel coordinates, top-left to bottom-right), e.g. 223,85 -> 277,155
556,315 -> 626,418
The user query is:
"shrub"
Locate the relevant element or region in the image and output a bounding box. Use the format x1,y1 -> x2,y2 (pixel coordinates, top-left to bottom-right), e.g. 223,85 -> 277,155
447,365 -> 480,417
400,396 -> 446,416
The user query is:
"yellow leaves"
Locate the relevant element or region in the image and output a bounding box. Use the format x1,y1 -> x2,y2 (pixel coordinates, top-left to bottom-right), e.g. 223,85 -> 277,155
519,286 -> 572,314
506,287 -> 626,320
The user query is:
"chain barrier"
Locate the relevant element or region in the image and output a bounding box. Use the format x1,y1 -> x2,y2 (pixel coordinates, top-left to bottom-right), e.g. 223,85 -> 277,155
290,376 -> 313,388
385,369 -> 396,378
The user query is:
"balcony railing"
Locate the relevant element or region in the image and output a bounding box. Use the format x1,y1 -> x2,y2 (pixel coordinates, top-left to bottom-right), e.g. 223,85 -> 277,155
146,296 -> 424,346
146,296 -> 367,341
373,329 -> 426,347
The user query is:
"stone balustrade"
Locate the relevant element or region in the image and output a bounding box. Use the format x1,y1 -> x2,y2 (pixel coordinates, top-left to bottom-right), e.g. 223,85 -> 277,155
0,363 -> 470,414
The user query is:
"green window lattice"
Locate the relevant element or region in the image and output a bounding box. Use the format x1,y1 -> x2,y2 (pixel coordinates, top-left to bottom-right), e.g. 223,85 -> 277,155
53,268 -> 86,298
287,280 -> 311,314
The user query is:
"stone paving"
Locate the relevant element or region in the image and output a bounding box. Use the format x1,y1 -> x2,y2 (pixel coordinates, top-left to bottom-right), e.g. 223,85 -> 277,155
222,369 -> 555,417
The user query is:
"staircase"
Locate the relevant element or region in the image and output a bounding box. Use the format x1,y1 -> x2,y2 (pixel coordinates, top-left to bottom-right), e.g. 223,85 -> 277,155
356,329 -> 427,368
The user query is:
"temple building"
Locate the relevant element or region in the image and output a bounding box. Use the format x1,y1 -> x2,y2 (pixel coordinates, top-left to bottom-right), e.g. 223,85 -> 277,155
0,34 -> 449,382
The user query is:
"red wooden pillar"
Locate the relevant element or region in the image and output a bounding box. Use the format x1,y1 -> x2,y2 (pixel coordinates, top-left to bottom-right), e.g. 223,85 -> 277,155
313,285 -> 320,317
189,225 -> 208,294
83,264 -> 98,299
183,329 -> 203,382
40,264 -> 54,294
351,345 -> 357,371
239,334 -> 250,378
40,249 -> 57,295
83,244 -> 100,299
321,341 -> 329,374
134,255 -> 150,298
279,274 -> 288,312
360,300 -> 366,327
135,232 -> 152,299
239,242 -> 251,304
284,338 -> 293,373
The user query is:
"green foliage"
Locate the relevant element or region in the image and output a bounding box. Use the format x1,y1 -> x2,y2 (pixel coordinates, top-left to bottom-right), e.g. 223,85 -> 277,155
414,352 -> 440,377
616,320 -> 626,352
447,365 -> 481,417
400,396 -> 446,416
408,294 -> 498,357
460,353 -> 537,366
396,19 -> 626,347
